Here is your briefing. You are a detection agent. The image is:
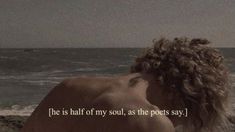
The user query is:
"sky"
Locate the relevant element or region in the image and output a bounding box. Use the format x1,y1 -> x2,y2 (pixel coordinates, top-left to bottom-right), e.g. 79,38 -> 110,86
0,0 -> 235,48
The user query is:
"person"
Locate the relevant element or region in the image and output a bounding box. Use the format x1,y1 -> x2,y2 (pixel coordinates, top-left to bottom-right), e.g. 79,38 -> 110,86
22,38 -> 232,132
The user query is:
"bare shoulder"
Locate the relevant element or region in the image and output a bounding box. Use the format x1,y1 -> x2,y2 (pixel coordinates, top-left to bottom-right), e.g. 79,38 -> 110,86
92,93 -> 175,132
60,76 -> 113,88
90,86 -> 175,132
52,75 -> 124,99
127,105 -> 175,132
56,73 -> 138,94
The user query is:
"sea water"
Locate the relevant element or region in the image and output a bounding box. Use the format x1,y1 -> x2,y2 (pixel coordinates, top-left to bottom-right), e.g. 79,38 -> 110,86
0,48 -> 234,115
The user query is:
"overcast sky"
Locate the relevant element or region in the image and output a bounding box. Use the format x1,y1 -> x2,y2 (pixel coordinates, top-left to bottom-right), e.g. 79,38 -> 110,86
0,0 -> 235,48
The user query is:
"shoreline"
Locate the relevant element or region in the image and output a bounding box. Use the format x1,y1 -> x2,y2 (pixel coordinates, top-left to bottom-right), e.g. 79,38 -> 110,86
0,115 -> 234,132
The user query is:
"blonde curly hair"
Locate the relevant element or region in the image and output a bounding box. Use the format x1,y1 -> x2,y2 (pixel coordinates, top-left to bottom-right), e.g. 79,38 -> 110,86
130,37 -> 232,132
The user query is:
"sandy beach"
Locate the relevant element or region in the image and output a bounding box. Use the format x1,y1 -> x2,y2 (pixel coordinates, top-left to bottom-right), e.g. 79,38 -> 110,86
0,115 -> 234,132
0,116 -> 27,132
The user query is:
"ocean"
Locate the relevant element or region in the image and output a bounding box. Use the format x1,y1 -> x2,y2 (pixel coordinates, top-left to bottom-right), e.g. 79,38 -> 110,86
0,48 -> 234,116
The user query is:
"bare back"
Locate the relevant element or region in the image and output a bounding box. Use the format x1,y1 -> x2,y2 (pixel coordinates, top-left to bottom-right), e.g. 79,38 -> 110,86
22,73 -> 174,132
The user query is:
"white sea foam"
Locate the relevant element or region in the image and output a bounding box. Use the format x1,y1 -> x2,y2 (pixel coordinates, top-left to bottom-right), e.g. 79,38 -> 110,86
118,64 -> 128,67
0,75 -> 26,80
24,80 -> 60,85
230,73 -> 235,78
0,71 -> 66,80
71,61 -> 89,64
129,55 -> 137,58
75,68 -> 101,72
230,74 -> 235,87
0,105 -> 37,116
0,56 -> 18,60
50,70 -> 64,73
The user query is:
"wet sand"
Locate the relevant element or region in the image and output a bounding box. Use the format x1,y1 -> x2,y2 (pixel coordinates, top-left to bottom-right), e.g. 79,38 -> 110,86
0,116 -> 27,132
0,115 -> 234,132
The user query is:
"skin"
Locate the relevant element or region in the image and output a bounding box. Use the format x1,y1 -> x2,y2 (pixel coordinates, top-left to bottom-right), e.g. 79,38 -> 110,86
21,73 -> 175,132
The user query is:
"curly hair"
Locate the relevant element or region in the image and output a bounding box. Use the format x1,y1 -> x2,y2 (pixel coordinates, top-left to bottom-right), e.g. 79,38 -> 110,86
130,37 -> 232,132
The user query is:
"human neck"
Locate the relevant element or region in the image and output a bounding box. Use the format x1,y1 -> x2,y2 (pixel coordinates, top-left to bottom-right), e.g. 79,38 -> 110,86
142,74 -> 187,127
128,73 -> 187,126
